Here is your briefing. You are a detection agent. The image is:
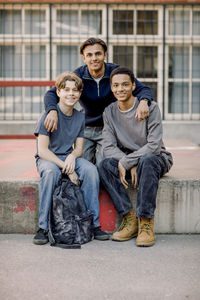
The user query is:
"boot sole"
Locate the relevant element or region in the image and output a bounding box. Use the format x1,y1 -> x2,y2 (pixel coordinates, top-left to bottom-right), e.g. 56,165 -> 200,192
136,240 -> 155,247
112,233 -> 137,242
33,239 -> 49,245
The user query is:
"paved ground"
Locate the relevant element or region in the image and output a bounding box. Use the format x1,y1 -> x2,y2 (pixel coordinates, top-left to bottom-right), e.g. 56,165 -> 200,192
0,234 -> 200,300
0,138 -> 200,180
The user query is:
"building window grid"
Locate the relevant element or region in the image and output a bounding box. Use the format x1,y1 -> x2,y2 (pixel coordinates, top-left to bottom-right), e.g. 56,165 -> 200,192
165,6 -> 200,119
0,4 -> 200,121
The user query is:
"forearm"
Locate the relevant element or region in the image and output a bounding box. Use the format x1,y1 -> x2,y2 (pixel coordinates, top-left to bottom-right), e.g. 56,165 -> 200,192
71,137 -> 84,158
44,87 -> 59,113
120,142 -> 161,170
38,148 -> 64,169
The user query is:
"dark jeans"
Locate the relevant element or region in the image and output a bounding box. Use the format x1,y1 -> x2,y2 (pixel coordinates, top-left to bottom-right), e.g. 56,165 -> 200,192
98,154 -> 168,219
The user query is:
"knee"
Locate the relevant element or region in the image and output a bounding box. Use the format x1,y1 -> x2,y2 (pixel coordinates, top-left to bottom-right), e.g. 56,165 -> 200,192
98,158 -> 111,174
138,154 -> 157,167
82,161 -> 99,181
41,167 -> 61,182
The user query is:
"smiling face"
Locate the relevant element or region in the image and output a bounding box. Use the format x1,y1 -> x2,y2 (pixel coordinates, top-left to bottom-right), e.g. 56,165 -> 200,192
57,80 -> 81,108
111,74 -> 135,104
82,43 -> 107,76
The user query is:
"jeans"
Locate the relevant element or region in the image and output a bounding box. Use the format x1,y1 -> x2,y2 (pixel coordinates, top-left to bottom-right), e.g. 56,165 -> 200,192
98,154 -> 168,219
36,155 -> 100,230
83,126 -> 104,167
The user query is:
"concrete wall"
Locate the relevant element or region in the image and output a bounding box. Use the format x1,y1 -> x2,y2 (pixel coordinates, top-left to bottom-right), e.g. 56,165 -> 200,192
1,177 -> 200,234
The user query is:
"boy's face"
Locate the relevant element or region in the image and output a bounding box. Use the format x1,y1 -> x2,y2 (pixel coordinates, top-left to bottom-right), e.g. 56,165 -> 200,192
57,80 -> 81,107
111,74 -> 135,102
82,43 -> 106,74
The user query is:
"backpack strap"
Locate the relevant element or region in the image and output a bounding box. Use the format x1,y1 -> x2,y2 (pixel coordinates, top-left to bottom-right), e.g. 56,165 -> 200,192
50,243 -> 81,249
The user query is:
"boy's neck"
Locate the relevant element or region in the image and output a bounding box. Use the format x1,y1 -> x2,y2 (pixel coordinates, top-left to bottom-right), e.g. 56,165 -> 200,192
118,96 -> 135,111
58,102 -> 73,116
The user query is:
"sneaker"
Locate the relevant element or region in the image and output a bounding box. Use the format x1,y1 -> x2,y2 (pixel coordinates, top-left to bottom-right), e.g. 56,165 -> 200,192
94,227 -> 110,240
33,228 -> 49,245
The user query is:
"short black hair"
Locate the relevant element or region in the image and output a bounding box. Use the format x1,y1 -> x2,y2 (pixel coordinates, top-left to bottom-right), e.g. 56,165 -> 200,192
110,67 -> 135,84
80,37 -> 107,54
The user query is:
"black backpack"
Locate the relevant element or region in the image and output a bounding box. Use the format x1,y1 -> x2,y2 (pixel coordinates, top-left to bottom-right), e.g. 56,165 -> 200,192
48,177 -> 94,249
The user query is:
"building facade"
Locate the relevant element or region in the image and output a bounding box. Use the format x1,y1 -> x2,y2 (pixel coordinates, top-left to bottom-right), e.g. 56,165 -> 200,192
0,0 -> 200,128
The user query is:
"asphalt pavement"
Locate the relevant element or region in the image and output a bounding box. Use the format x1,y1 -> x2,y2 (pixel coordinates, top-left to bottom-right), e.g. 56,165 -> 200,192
0,234 -> 200,300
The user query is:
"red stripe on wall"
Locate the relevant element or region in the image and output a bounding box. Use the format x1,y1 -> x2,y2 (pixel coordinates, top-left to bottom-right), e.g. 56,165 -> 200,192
0,81 -> 55,87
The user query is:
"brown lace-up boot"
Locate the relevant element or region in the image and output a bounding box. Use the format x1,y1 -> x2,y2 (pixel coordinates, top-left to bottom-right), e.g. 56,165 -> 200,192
136,218 -> 155,247
112,210 -> 138,241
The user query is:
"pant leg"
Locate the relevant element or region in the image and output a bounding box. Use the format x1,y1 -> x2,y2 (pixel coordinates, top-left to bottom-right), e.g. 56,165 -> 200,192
36,158 -> 62,231
83,126 -> 104,167
98,158 -> 132,216
136,154 -> 168,219
83,127 -> 97,163
75,157 -> 100,227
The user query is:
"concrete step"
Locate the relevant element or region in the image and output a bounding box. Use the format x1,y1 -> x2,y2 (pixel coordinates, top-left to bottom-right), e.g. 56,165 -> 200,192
0,177 -> 200,234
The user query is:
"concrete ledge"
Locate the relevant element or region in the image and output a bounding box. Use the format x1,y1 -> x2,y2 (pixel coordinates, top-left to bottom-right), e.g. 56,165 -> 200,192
0,177 -> 200,234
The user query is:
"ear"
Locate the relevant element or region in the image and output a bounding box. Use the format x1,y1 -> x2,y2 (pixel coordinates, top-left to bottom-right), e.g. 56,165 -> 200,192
104,51 -> 107,60
56,89 -> 60,98
132,81 -> 136,92
82,54 -> 86,63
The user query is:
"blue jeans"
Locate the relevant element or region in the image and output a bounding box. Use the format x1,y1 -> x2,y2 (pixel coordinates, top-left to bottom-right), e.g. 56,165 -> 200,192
83,126 -> 104,167
36,155 -> 100,230
98,154 -> 168,219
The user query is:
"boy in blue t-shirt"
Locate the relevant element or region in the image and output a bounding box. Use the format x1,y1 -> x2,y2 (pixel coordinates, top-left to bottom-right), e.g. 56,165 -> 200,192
33,72 -> 109,245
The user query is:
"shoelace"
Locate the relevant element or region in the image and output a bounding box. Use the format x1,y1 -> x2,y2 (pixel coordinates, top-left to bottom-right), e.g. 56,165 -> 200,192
140,222 -> 152,234
118,215 -> 135,231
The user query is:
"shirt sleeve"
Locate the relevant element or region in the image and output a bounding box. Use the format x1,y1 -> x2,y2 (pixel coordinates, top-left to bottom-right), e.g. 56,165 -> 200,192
44,86 -> 59,113
133,78 -> 153,104
119,104 -> 163,170
102,109 -> 126,160
77,114 -> 85,138
34,113 -> 50,137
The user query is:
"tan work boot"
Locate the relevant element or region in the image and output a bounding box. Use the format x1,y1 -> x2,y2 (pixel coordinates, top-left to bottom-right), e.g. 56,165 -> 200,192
112,210 -> 138,241
136,218 -> 155,247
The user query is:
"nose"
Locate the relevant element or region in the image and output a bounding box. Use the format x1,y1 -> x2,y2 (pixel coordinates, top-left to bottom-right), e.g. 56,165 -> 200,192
117,84 -> 124,91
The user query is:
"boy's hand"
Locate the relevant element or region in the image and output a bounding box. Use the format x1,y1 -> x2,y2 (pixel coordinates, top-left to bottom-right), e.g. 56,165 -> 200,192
62,154 -> 76,175
130,166 -> 138,188
68,171 -> 80,186
44,110 -> 58,132
135,99 -> 149,121
118,162 -> 128,189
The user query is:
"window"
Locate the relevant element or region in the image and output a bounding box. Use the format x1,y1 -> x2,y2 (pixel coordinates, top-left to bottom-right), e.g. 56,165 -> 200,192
193,11 -> 200,35
25,45 -> 46,78
25,9 -> 46,35
0,9 -> 21,34
113,46 -> 133,69
113,10 -> 133,34
168,83 -> 189,113
56,9 -> 102,36
81,10 -> 102,35
137,46 -> 157,78
0,45 -> 22,78
56,10 -> 78,35
168,46 -> 189,79
56,45 -> 78,75
137,10 -> 158,35
167,46 -> 200,117
168,10 -> 190,35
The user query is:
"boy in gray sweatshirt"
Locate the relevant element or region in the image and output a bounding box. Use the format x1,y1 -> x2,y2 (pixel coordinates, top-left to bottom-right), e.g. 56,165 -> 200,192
98,67 -> 173,247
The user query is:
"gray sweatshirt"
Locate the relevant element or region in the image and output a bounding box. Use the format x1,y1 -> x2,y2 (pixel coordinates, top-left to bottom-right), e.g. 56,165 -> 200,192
102,98 -> 173,171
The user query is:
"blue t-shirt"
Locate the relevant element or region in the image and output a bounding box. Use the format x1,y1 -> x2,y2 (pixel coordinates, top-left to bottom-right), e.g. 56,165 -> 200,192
34,105 -> 85,156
